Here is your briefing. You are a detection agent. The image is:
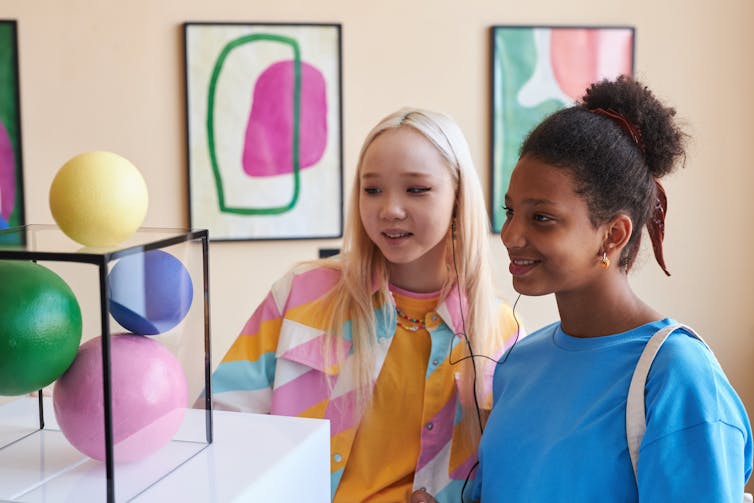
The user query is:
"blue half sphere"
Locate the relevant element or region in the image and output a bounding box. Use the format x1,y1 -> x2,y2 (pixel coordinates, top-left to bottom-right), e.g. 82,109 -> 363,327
107,250 -> 193,335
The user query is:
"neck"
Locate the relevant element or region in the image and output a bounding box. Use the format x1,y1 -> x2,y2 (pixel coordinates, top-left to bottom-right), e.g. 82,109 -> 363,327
386,239 -> 450,293
388,260 -> 448,293
555,275 -> 662,338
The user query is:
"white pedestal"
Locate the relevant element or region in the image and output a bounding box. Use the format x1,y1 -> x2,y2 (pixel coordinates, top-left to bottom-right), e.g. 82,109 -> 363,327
0,398 -> 330,502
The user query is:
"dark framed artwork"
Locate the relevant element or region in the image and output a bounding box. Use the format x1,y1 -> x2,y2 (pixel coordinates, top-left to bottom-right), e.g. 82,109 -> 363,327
490,25 -> 635,232
0,20 -> 25,240
184,22 -> 343,241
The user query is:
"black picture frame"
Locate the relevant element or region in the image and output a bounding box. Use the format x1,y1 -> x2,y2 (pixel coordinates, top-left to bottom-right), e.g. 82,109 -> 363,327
489,25 -> 635,232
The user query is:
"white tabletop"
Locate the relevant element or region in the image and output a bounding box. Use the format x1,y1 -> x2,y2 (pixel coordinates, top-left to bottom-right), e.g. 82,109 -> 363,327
0,397 -> 330,502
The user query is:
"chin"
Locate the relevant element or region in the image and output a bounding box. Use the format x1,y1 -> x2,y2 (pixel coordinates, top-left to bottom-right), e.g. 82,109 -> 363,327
377,247 -> 420,265
512,278 -> 552,297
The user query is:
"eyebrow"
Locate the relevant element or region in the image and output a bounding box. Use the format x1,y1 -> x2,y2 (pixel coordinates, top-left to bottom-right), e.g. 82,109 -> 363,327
504,196 -> 556,207
361,172 -> 433,180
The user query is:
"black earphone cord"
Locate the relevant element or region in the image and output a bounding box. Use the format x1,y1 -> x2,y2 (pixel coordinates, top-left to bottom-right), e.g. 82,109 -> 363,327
446,230 -> 522,501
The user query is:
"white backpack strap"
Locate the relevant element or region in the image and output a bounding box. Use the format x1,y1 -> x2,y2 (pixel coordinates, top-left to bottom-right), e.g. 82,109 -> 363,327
625,323 -> 707,480
626,326 -> 752,502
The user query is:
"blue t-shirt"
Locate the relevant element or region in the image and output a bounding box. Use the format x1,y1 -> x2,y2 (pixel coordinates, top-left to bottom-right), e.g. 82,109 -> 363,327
474,318 -> 753,502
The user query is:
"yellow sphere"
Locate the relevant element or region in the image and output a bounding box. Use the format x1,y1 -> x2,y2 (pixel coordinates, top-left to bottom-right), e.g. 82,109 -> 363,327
49,151 -> 148,247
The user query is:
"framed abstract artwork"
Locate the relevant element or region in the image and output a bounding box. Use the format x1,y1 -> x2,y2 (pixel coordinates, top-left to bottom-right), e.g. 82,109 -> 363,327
0,20 -> 25,240
490,25 -> 635,232
184,22 -> 343,241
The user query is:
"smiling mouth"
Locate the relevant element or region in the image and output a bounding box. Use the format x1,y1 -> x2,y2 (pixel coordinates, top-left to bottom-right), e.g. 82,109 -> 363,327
512,259 -> 536,266
509,258 -> 539,276
383,232 -> 412,239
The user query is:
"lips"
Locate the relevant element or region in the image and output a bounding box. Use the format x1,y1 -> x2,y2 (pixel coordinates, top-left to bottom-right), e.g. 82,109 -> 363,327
382,230 -> 413,240
509,258 -> 539,276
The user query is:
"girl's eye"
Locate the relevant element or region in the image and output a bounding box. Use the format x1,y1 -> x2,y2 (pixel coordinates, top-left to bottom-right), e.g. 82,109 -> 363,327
407,187 -> 431,194
533,214 -> 553,223
363,187 -> 381,195
502,205 -> 513,218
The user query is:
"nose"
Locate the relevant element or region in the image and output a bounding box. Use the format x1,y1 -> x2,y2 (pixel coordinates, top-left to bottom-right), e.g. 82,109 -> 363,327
500,214 -> 524,249
380,193 -> 406,221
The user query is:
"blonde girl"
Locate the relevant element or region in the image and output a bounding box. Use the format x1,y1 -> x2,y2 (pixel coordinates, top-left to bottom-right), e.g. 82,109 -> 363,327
211,108 -> 519,502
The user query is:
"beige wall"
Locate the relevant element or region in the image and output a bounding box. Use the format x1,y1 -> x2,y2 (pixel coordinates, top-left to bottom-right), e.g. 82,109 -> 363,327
4,0 -> 753,488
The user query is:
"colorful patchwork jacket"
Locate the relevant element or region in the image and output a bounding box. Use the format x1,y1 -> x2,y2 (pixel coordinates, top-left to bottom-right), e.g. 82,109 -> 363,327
210,264 -> 520,502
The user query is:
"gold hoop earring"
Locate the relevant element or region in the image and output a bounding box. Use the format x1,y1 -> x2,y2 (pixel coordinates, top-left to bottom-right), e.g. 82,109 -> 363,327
600,251 -> 610,270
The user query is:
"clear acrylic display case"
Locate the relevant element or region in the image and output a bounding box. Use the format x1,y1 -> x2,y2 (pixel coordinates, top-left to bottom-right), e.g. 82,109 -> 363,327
0,224 -> 212,502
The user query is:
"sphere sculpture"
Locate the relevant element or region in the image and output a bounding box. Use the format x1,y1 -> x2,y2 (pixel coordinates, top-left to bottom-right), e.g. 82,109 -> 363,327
49,151 -> 148,247
107,250 -> 193,335
0,261 -> 82,396
53,334 -> 188,463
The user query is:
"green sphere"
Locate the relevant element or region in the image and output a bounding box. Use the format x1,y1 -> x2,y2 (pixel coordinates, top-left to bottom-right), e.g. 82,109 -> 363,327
0,261 -> 83,396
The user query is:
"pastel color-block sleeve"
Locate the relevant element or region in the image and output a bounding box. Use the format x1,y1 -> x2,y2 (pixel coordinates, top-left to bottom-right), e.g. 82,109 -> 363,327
469,460 -> 482,502
498,301 -> 524,354
479,302 -> 524,409
211,290 -> 284,413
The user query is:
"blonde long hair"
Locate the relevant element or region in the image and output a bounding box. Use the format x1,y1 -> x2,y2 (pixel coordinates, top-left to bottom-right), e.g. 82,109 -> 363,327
320,108 -> 504,419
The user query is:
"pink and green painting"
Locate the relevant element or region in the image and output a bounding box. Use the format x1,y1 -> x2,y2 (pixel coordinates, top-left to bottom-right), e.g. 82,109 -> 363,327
490,26 -> 634,232
0,20 -> 24,242
184,23 -> 342,241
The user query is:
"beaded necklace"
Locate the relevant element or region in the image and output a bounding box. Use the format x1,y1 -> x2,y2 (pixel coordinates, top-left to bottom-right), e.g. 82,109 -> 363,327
395,307 -> 426,332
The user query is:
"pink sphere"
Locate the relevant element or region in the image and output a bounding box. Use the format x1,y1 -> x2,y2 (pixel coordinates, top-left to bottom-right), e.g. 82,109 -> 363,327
53,334 -> 188,463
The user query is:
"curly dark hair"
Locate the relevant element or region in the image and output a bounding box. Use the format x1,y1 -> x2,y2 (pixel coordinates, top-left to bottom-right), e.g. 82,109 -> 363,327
518,75 -> 687,272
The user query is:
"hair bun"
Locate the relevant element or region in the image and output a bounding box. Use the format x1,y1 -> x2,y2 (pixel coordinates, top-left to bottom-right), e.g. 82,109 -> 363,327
582,75 -> 687,179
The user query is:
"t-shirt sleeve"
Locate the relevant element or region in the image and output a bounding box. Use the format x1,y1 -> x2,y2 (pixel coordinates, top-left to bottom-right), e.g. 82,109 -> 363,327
639,332 -> 753,499
638,420 -> 751,501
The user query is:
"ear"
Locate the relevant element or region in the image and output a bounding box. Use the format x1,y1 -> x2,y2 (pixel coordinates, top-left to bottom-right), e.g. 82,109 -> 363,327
602,213 -> 633,254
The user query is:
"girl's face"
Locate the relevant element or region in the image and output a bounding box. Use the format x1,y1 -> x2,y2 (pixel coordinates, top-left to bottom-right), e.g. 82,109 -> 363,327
359,127 -> 456,290
501,155 -> 606,297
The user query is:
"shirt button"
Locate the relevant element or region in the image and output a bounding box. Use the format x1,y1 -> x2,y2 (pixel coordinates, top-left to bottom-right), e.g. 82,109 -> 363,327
334,453 -> 342,462
432,359 -> 439,366
426,422 -> 434,431
419,486 -> 427,492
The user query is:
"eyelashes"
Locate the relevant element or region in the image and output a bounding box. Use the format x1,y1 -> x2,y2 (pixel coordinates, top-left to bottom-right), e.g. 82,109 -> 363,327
362,187 -> 432,195
501,206 -> 555,223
